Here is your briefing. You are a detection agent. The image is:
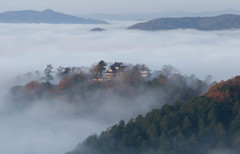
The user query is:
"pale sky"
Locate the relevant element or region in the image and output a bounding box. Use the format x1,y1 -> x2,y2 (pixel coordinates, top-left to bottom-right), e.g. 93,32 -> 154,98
0,0 -> 239,14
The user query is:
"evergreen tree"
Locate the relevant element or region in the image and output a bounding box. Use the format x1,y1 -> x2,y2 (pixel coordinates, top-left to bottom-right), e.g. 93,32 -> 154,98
43,64 -> 53,83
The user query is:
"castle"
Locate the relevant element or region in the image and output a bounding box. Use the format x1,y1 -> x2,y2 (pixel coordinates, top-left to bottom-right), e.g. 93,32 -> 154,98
105,62 -> 151,80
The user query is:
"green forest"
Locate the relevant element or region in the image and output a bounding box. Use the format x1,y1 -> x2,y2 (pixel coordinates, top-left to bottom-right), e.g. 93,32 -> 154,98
67,76 -> 240,154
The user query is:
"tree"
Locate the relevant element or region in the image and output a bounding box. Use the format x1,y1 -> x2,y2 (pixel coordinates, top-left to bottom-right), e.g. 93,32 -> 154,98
123,65 -> 143,86
183,117 -> 192,129
56,66 -> 71,78
24,81 -> 42,95
160,65 -> 179,78
208,108 -> 217,128
44,64 -> 53,83
90,60 -> 107,82
215,123 -> 226,147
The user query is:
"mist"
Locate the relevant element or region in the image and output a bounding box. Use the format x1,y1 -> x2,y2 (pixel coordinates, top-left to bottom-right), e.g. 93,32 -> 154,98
1,21 -> 240,81
0,21 -> 240,154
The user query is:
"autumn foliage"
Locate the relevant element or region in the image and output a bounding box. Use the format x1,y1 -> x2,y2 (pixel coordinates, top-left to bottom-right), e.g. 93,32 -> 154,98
24,81 -> 42,95
10,63 -> 210,104
205,76 -> 240,102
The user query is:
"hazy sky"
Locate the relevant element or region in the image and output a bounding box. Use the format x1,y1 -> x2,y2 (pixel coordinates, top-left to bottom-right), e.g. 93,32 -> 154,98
0,0 -> 240,14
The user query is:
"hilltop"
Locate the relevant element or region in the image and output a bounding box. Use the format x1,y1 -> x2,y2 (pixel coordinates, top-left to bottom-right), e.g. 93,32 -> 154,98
128,14 -> 240,31
0,9 -> 108,24
9,62 -> 209,109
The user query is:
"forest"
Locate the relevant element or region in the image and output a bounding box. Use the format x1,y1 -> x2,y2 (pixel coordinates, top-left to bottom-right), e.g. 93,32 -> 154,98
9,61 -> 231,154
67,76 -> 240,154
9,61 -> 210,110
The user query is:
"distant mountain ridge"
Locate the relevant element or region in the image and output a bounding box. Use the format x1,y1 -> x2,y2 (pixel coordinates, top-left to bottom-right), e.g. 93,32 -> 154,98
128,14 -> 240,31
0,9 -> 108,24
78,9 -> 240,21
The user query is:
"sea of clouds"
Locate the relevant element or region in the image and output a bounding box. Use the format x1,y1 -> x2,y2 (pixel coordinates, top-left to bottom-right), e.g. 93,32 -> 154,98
0,21 -> 240,154
1,21 -> 240,81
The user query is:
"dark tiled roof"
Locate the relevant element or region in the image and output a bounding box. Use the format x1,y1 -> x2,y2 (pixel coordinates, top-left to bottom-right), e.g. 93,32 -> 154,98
107,62 -> 126,72
111,62 -> 126,68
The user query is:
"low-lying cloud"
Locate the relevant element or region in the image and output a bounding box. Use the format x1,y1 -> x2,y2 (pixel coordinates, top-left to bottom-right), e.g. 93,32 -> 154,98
0,21 -> 240,81
0,21 -> 240,154
0,100 -> 108,154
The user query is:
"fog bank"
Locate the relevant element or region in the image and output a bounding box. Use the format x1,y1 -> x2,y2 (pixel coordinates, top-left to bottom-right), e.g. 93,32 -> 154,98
0,21 -> 240,81
0,21 -> 240,154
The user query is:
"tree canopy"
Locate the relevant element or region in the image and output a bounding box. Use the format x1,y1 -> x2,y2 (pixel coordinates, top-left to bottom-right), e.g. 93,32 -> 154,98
66,76 -> 240,154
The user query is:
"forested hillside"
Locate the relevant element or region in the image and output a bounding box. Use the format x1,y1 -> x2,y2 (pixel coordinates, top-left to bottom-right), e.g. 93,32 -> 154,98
9,62 -> 209,109
67,76 -> 240,154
